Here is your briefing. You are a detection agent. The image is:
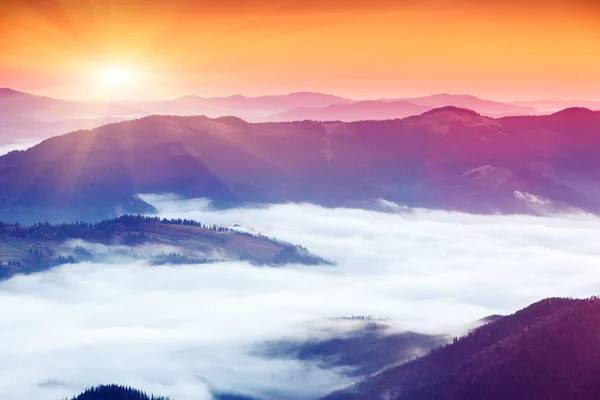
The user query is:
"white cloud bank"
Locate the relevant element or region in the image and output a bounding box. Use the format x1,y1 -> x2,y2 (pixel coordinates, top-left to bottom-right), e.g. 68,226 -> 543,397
0,139 -> 39,156
2,197 -> 600,399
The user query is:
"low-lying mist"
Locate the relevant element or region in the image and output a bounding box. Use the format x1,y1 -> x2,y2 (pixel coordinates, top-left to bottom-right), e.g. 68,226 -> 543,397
2,196 -> 600,399
0,139 -> 39,156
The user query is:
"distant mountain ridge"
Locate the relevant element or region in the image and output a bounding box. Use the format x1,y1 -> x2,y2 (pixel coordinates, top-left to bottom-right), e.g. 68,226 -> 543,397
0,88 -> 138,125
0,106 -> 599,222
512,99 -> 600,112
6,88 -> 600,126
4,88 -> 597,153
0,88 -> 539,125
269,100 -> 431,122
394,93 -> 538,116
146,91 -> 355,120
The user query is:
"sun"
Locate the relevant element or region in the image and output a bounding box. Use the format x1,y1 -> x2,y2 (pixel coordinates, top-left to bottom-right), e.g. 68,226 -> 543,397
87,62 -> 147,100
100,66 -> 135,86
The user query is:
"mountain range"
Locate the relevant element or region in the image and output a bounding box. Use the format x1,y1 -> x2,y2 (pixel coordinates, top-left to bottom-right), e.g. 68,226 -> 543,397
0,88 -> 136,125
512,99 -> 600,112
0,106 -> 599,223
0,88 -> 541,126
4,88 -> 599,152
268,100 -> 432,122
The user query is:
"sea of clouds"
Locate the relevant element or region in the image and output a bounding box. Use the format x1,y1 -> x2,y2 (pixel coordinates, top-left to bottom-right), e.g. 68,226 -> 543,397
0,139 -> 39,156
2,196 -> 600,399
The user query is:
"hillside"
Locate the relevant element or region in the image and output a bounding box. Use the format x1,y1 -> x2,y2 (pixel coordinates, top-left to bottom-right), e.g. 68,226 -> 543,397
0,215 -> 329,280
321,297 -> 600,400
1,108 -> 599,222
259,321 -> 445,377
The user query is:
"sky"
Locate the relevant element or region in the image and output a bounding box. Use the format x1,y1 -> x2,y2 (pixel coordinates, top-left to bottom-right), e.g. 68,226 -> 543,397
1,0 -> 600,101
2,198 -> 600,399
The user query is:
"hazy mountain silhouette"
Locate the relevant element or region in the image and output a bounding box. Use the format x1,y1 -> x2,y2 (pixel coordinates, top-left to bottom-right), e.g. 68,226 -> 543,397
0,89 -> 547,147
188,91 -> 354,109
512,99 -> 600,112
268,100 -> 431,122
1,88 -> 539,128
0,89 -> 140,149
393,93 -> 538,116
137,92 -> 355,120
1,107 -> 599,223
0,116 -> 128,146
265,94 -> 537,122
0,88 -> 138,125
321,296 -> 600,400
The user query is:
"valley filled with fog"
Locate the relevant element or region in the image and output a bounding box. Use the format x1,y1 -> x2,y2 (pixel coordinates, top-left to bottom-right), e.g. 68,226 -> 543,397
4,0 -> 600,397
2,197 -> 600,399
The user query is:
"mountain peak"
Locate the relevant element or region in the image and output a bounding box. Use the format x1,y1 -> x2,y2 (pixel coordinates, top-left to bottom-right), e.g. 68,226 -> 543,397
0,88 -> 26,96
550,107 -> 595,117
214,115 -> 249,125
421,106 -> 481,117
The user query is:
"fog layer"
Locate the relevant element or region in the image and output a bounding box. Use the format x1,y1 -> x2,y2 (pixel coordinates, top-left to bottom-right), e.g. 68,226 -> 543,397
2,197 -> 600,399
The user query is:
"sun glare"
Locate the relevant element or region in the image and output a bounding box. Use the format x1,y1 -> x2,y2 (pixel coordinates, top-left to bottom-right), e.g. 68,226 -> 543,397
87,63 -> 148,100
100,66 -> 134,86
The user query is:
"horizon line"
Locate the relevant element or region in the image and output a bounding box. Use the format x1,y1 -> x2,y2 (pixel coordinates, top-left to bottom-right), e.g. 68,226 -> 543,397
3,86 -> 600,105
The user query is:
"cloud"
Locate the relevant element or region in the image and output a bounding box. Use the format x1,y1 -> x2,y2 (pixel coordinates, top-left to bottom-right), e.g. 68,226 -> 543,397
0,140 -> 39,156
59,238 -> 212,260
2,197 -> 600,399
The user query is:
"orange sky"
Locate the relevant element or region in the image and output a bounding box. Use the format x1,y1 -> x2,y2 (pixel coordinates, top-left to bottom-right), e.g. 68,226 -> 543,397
1,0 -> 599,101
